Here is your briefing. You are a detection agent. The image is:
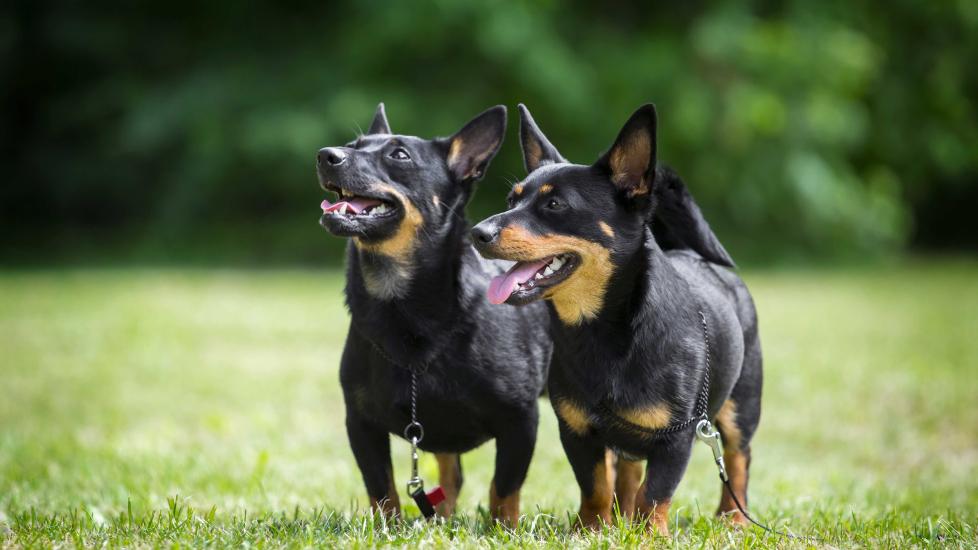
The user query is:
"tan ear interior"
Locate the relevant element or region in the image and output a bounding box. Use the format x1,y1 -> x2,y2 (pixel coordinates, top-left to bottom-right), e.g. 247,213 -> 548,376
609,130 -> 652,197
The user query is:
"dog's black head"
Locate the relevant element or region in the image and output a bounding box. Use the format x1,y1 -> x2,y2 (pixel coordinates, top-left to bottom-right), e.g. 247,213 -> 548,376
471,103 -> 658,325
317,103 -> 507,262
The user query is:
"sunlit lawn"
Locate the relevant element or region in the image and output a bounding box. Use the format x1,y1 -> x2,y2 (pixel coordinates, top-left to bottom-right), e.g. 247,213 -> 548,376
1,261 -> 976,547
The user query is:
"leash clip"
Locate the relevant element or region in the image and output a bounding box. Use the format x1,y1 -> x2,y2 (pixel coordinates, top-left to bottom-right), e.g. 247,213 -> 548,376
404,434 -> 445,519
406,436 -> 423,494
695,418 -> 728,482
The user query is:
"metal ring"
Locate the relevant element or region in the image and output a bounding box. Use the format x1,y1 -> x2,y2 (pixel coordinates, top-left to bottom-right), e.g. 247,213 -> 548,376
403,421 -> 424,442
406,478 -> 423,493
695,419 -> 713,439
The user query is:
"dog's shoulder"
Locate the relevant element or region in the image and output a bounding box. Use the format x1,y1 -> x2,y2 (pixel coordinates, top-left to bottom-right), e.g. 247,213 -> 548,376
661,248 -> 757,336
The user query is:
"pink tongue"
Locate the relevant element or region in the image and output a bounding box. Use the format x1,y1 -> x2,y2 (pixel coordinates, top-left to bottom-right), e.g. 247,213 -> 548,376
320,197 -> 383,214
487,258 -> 551,305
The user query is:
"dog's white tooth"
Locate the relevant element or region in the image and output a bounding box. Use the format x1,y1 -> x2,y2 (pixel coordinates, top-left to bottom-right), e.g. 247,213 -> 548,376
376,204 -> 388,214
535,272 -> 543,280
339,204 -> 349,215
544,266 -> 554,276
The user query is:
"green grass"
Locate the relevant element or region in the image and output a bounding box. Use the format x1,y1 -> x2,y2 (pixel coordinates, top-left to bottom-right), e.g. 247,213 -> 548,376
1,261 -> 977,548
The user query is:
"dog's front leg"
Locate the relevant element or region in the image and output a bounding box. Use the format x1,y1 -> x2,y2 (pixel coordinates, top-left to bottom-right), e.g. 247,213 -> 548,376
346,411 -> 399,518
636,432 -> 695,536
488,406 -> 539,526
558,422 -> 614,530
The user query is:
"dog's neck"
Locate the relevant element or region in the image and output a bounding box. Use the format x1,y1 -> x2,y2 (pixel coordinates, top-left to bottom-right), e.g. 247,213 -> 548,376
551,229 -> 687,350
344,199 -> 470,367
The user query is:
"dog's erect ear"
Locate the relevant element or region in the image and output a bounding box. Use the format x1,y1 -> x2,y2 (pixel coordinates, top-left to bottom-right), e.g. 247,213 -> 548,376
595,104 -> 657,198
367,102 -> 392,135
444,105 -> 507,183
518,104 -> 565,174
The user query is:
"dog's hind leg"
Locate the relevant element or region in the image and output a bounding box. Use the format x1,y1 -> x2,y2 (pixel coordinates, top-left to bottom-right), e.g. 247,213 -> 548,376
715,333 -> 762,525
346,412 -> 400,518
488,407 -> 539,526
613,456 -> 645,519
435,453 -> 463,517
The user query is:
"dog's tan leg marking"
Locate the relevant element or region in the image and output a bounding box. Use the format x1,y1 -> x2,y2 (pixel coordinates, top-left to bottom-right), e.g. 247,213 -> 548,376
368,467 -> 401,518
636,495 -> 671,536
555,398 -> 591,436
614,457 -> 645,519
489,481 -> 520,526
717,450 -> 750,526
435,453 -> 462,517
577,449 -> 614,530
715,399 -> 749,525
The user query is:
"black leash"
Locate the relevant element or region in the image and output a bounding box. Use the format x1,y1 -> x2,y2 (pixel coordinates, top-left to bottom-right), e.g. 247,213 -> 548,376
696,420 -> 820,542
721,475 -> 820,542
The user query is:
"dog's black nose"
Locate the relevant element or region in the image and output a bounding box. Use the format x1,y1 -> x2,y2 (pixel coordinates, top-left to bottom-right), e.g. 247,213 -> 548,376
471,223 -> 498,245
318,147 -> 347,167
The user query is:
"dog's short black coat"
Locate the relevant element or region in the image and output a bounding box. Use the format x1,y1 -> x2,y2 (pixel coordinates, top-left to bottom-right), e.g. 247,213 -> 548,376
316,104 -> 550,522
471,104 -> 762,533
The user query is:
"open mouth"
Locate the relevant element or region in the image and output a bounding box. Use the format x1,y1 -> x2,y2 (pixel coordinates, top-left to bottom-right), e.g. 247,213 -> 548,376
320,185 -> 397,220
319,183 -> 402,237
487,253 -> 579,305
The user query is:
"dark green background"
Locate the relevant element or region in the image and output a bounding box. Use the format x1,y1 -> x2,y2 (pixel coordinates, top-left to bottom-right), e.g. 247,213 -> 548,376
4,0 -> 977,265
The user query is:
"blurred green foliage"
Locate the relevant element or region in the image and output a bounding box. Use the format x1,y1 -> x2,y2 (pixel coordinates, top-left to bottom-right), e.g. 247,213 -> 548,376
3,0 -> 977,265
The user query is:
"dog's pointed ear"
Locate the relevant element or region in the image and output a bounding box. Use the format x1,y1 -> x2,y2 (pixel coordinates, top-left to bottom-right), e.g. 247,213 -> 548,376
367,102 -> 392,135
519,104 -> 565,173
595,104 -> 657,198
444,105 -> 507,183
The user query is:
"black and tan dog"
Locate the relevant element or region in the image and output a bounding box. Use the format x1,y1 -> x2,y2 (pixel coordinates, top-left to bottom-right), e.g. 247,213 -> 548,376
471,104 -> 762,534
316,104 -> 550,523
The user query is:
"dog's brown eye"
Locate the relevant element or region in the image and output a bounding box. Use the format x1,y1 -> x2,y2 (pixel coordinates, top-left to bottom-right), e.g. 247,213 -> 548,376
389,148 -> 410,161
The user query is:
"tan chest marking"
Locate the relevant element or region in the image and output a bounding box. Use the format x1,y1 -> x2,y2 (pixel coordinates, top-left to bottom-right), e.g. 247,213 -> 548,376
555,398 -> 590,436
617,403 -> 672,430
